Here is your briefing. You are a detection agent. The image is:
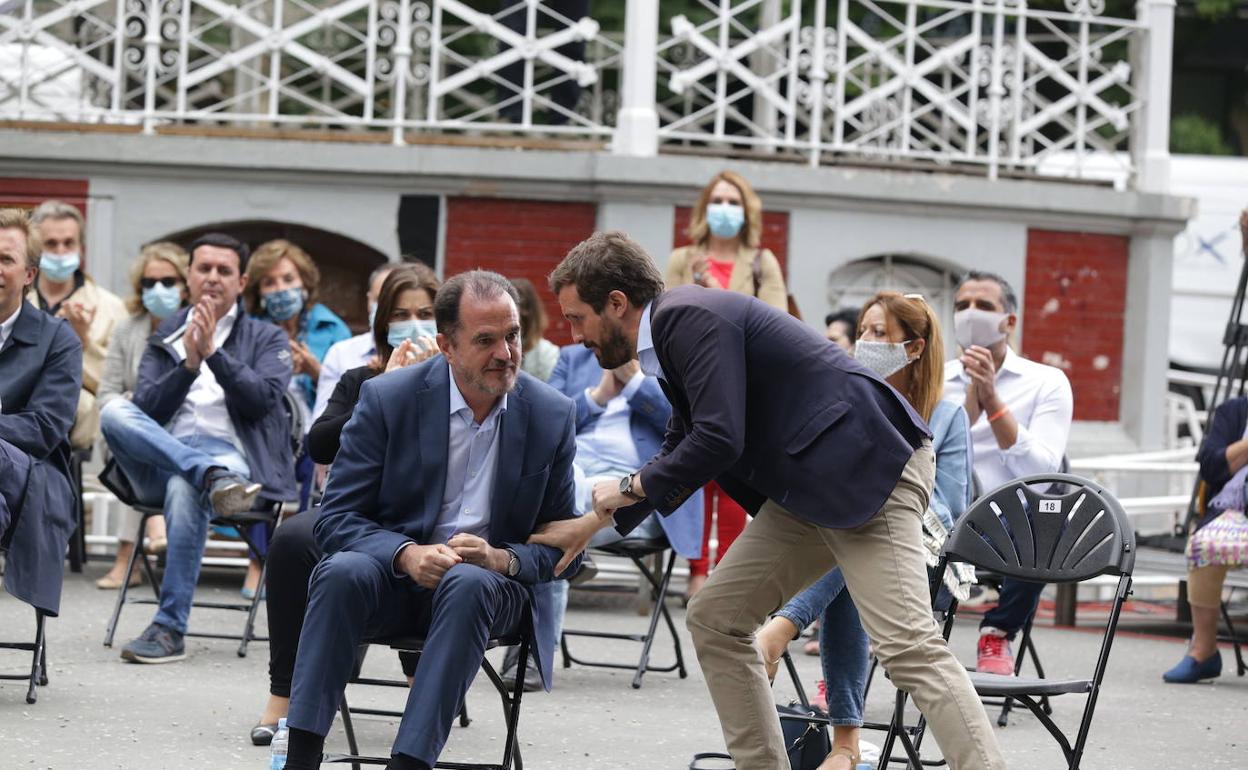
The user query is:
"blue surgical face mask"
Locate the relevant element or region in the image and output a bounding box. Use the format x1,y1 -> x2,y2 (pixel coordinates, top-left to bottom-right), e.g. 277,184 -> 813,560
39,251 -> 80,282
141,283 -> 183,319
706,203 -> 745,239
261,286 -> 305,321
387,319 -> 438,349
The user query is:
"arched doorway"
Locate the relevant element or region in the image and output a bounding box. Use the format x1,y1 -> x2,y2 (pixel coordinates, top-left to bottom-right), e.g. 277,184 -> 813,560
826,254 -> 963,358
159,221 -> 391,332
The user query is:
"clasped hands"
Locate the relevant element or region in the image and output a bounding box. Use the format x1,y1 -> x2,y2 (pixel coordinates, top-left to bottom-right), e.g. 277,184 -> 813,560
397,533 -> 509,589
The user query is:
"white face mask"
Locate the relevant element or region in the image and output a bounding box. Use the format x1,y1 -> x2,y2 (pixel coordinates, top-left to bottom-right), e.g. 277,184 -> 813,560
853,339 -> 917,379
954,308 -> 1008,349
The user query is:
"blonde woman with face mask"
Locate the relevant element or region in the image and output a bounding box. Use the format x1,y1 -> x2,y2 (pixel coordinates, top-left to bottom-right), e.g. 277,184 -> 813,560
755,292 -> 974,770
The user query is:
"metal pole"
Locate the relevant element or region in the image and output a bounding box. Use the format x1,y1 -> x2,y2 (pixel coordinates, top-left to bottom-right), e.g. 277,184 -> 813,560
1133,0 -> 1174,192
612,0 -> 659,156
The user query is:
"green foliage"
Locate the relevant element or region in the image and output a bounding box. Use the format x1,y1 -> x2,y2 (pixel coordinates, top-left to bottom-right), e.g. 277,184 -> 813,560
1170,114 -> 1234,155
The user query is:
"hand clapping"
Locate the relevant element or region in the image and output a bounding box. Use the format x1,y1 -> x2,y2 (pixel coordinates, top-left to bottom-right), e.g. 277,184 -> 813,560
184,299 -> 216,371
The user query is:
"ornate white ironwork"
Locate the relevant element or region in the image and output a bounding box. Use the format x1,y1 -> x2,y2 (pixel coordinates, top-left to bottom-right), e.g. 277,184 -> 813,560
0,0 -> 1164,185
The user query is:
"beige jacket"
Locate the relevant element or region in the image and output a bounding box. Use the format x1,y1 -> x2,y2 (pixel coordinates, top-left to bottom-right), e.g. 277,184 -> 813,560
664,244 -> 788,312
28,276 -> 128,449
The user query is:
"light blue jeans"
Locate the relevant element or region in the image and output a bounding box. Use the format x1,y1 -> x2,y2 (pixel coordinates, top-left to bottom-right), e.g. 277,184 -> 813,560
100,399 -> 250,634
778,568 -> 868,726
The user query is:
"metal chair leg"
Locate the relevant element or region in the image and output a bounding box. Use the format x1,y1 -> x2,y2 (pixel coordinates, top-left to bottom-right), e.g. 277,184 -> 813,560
103,512 -> 150,647
338,695 -> 362,770
1220,600 -> 1247,676
630,553 -> 672,689
26,611 -> 46,704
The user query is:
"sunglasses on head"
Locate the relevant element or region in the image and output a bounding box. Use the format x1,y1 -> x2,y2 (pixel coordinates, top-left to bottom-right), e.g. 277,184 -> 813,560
140,277 -> 181,289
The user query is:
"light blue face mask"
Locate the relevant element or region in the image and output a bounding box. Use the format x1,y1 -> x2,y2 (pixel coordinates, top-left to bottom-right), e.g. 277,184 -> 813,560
387,319 -> 438,349
40,251 -> 80,282
706,203 -> 745,239
261,286 -> 306,321
141,283 -> 183,319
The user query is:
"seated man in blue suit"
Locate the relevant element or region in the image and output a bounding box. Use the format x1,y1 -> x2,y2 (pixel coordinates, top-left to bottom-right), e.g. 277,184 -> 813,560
501,344 -> 703,690
284,271 -> 580,770
0,208 -> 83,619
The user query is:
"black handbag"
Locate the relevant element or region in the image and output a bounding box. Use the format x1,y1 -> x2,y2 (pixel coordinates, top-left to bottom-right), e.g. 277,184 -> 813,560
689,702 -> 832,770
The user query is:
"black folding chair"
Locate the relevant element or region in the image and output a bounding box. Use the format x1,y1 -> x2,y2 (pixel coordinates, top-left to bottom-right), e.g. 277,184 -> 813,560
0,608 -> 48,704
327,634 -> 530,770
66,447 -> 90,573
97,457 -> 283,657
559,536 -> 688,689
880,473 -> 1135,770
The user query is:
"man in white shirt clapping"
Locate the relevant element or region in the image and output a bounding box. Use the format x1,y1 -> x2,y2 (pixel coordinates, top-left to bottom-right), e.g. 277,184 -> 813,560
943,270 -> 1073,676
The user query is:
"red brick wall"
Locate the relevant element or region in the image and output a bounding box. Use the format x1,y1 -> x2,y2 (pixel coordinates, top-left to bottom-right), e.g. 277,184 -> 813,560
1022,229 -> 1129,422
443,197 -> 598,345
672,207 -> 789,273
0,177 -> 88,211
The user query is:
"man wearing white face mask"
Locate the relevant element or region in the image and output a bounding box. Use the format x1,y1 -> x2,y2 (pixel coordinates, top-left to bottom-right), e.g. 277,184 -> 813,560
28,200 -> 126,450
943,270 -> 1073,677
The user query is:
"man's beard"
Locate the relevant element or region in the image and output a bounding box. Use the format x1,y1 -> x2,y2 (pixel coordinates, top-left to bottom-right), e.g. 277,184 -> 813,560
455,359 -> 517,398
592,318 -> 632,369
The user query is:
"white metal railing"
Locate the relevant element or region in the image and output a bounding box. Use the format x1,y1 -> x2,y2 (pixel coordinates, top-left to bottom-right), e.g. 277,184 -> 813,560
0,0 -> 1171,185
1069,446 -> 1197,535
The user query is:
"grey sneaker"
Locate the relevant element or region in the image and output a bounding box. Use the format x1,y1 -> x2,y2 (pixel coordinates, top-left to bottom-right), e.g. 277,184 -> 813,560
120,623 -> 185,664
204,468 -> 262,517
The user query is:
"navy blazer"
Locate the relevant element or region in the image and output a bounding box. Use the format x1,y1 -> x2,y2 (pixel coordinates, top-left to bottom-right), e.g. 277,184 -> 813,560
616,286 -> 931,535
548,344 -> 704,558
314,359 -> 581,689
135,301 -> 297,502
0,300 -> 83,615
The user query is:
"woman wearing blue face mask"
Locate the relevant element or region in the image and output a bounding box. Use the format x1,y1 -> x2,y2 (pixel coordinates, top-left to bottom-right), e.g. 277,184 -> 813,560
249,264 -> 441,745
95,241 -> 189,589
665,170 -> 790,600
241,239 -> 352,598
755,292 -> 975,770
665,170 -> 789,312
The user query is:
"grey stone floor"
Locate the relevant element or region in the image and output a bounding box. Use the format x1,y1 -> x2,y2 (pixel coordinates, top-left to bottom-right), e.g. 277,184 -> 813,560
2,565 -> 1246,769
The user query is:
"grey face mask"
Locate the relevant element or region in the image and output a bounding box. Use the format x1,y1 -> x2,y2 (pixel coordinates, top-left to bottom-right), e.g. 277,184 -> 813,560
954,308 -> 1007,349
853,339 -> 916,379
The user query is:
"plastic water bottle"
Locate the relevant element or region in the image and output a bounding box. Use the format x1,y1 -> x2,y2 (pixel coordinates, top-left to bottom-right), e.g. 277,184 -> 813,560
269,717 -> 288,769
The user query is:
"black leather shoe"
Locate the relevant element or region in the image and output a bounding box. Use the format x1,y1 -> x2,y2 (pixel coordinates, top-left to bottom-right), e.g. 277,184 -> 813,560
250,722 -> 278,746
500,646 -> 543,692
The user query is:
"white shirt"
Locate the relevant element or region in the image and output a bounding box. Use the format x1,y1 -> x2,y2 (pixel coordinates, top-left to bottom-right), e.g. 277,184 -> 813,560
637,301 -> 664,379
312,332 -> 375,423
576,372 -> 645,476
0,301 -> 19,351
165,304 -> 245,453
428,364 -> 508,546
943,347 -> 1073,492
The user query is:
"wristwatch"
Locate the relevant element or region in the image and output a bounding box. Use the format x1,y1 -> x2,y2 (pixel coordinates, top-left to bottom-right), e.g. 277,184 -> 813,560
505,549 -> 520,577
619,473 -> 645,502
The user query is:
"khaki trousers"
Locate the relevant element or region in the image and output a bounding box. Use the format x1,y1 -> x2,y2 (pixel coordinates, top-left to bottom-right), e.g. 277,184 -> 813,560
686,444 -> 1006,770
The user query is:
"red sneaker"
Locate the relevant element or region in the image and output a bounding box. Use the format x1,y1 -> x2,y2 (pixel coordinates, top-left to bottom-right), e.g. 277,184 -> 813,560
976,629 -> 1016,676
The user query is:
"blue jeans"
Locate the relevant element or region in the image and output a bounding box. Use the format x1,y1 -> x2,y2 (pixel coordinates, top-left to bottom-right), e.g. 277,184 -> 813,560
100,399 -> 249,634
777,568 -> 868,726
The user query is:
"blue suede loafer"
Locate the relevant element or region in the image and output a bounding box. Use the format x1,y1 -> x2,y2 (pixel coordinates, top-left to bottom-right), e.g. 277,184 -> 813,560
1162,652 -> 1222,683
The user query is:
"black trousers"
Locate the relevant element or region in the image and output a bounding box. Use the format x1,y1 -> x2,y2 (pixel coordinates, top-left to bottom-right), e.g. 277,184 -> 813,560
265,511 -> 416,698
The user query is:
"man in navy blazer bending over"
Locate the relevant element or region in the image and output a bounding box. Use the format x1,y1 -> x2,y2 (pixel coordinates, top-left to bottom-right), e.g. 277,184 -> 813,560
283,270 -> 580,770
538,232 -> 1005,770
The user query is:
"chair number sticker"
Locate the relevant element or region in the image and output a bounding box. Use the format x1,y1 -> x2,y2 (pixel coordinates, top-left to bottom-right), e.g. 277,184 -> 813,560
1039,500 -> 1061,514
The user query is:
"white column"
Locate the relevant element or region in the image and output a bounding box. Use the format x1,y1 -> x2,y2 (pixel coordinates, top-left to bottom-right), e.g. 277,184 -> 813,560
612,0 -> 659,157
1133,0 -> 1174,193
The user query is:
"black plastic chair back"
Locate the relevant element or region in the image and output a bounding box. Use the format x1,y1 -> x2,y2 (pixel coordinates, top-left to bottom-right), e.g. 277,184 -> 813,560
943,473 -> 1135,584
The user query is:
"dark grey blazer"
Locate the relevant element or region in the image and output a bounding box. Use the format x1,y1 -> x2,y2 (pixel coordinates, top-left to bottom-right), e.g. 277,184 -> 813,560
0,300 -> 83,615
615,285 -> 931,534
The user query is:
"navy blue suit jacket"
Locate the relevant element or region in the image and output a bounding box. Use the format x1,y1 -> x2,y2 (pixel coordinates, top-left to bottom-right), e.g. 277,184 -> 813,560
0,300 -> 82,615
314,359 -> 581,688
548,344 -> 703,558
136,301 -> 297,502
616,286 -> 931,535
